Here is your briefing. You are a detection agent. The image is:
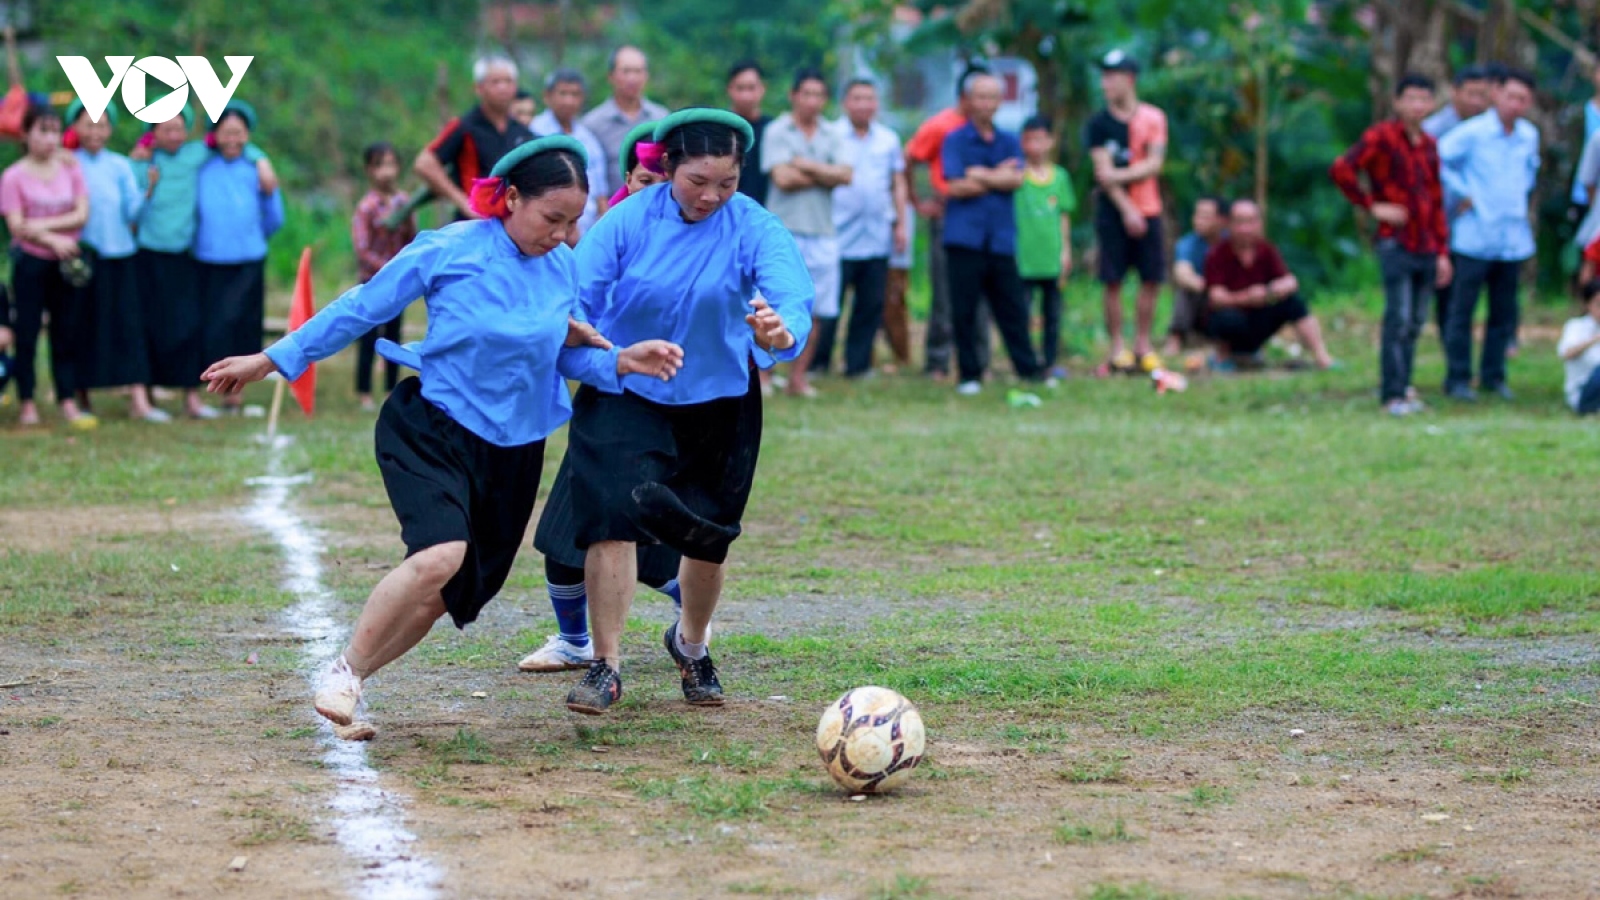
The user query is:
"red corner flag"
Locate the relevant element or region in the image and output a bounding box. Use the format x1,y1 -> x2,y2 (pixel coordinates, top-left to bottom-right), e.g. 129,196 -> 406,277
287,247 -> 317,417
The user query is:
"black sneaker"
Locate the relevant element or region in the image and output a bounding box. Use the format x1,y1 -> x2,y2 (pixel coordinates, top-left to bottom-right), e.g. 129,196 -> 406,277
565,660 -> 623,715
663,621 -> 724,706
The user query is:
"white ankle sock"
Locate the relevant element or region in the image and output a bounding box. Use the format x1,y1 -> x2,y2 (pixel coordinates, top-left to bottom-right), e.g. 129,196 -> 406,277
675,629 -> 708,660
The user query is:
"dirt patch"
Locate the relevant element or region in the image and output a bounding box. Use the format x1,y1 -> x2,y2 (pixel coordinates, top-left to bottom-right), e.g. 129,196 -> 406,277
0,503 -> 239,555
0,619 -> 353,899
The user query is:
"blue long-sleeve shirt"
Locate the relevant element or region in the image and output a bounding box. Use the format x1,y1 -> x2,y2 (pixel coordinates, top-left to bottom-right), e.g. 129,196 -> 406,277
265,219 -> 622,447
194,154 -> 284,264
575,183 -> 814,405
1438,111 -> 1540,262
134,140 -> 265,253
75,148 -> 143,259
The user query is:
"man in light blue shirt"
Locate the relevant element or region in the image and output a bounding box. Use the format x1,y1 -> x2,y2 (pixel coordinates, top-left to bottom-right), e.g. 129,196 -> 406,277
533,69 -> 608,237
819,78 -> 908,377
1438,68 -> 1540,401
1422,66 -> 1491,141
1423,65 -> 1491,339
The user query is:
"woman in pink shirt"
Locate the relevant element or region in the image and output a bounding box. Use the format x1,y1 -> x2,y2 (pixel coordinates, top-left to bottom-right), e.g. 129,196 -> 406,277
0,104 -> 93,428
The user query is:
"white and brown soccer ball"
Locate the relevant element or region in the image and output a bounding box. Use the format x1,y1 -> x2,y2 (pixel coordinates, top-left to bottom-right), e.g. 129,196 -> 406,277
815,686 -> 926,793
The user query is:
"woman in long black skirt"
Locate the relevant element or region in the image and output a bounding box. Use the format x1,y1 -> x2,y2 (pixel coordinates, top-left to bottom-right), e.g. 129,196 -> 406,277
193,102 -> 284,413
201,137 -> 683,731
66,100 -> 171,422
546,109 -> 816,715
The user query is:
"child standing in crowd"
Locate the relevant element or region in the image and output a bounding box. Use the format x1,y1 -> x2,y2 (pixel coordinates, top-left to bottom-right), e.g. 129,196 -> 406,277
1559,280 -> 1600,416
133,105 -> 275,418
68,100 -> 167,422
352,141 -> 417,411
1,104 -> 94,428
194,101 -> 285,414
1015,116 -> 1075,380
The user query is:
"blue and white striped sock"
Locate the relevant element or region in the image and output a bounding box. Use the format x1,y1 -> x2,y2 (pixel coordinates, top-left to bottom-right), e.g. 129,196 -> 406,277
548,581 -> 590,648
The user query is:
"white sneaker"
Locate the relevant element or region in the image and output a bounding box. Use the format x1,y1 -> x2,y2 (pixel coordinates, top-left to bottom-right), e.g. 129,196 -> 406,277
956,381 -> 982,396
517,635 -> 595,672
314,655 -> 363,726
136,408 -> 173,423
188,405 -> 221,420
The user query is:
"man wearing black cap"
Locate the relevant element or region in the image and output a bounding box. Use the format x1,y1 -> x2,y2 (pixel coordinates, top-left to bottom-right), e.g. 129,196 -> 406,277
1084,49 -> 1168,375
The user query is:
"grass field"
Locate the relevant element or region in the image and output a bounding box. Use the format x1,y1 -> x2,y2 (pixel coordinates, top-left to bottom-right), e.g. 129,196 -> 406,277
1,311 -> 1598,899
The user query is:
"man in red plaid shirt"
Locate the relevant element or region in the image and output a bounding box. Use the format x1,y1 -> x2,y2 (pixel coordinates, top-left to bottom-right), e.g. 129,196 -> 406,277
1330,74 -> 1452,416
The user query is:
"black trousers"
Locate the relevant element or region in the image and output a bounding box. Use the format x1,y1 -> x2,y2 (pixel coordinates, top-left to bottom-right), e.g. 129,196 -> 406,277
1207,293 -> 1309,357
356,315 -> 404,395
834,257 -> 889,376
11,251 -> 84,403
945,246 -> 1041,383
1444,254 -> 1520,391
1022,277 -> 1063,369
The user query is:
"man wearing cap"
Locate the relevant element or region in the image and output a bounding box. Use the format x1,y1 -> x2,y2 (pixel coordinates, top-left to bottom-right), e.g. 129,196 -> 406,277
534,68 -> 608,235
413,55 -> 535,221
1084,49 -> 1168,375
581,46 -> 670,199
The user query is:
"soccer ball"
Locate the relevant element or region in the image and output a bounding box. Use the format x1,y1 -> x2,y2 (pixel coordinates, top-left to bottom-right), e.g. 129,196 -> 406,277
815,686 -> 926,794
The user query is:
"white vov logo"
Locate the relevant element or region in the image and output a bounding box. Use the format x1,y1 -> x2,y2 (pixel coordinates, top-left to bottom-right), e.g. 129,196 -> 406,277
56,56 -> 253,125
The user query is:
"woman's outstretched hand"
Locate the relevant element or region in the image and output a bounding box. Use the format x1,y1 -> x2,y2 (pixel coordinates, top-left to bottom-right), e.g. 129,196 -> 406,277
746,298 -> 795,352
618,340 -> 684,382
201,353 -> 278,394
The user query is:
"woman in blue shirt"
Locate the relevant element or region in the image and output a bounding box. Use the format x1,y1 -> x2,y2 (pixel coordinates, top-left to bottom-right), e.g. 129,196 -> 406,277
131,105 -> 274,418
67,100 -> 167,422
200,137 -> 684,732
194,102 -> 285,412
543,109 -> 814,716
519,119 -> 684,677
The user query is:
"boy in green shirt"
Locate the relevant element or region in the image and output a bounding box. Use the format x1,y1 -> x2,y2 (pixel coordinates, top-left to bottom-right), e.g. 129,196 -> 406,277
1015,115 -> 1076,378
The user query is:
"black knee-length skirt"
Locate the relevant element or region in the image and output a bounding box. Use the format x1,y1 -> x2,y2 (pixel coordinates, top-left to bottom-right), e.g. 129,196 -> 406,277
78,252 -> 151,389
534,367 -> 762,566
377,377 -> 546,628
139,250 -> 203,388
198,259 -> 266,365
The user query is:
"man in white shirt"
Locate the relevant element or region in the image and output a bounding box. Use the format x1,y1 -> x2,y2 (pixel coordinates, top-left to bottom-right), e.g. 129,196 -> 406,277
1559,281 -> 1600,415
820,78 -> 908,378
533,68 -> 608,236
763,67 -> 853,396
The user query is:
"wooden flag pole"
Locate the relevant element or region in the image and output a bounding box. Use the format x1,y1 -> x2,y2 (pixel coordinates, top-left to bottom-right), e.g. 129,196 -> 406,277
265,376 -> 286,440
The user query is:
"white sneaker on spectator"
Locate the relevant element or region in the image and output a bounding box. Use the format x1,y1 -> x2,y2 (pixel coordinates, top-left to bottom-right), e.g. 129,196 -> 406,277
314,655 -> 363,726
189,405 -> 221,420
137,408 -> 173,423
956,381 -> 982,396
517,635 -> 594,672
1384,399 -> 1416,417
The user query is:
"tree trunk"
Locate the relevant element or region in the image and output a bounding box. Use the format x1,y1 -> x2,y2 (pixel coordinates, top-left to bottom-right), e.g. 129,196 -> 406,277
1255,54 -> 1269,213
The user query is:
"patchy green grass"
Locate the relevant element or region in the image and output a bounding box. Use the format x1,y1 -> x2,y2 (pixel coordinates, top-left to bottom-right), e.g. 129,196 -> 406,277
627,772 -> 821,820
1055,816 -> 1138,845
